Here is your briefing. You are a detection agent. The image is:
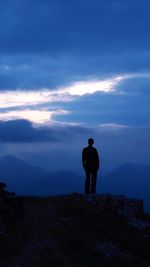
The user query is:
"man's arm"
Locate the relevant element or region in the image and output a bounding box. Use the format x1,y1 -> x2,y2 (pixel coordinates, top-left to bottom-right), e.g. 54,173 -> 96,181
95,149 -> 100,170
82,148 -> 86,170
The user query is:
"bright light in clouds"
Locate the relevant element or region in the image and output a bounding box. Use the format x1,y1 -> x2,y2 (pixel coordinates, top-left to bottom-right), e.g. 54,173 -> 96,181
0,75 -> 125,123
0,90 -> 72,108
0,76 -> 124,108
62,76 -> 124,96
0,109 -> 69,124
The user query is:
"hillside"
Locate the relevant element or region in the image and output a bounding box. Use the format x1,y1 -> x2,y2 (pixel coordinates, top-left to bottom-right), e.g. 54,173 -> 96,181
0,189 -> 150,267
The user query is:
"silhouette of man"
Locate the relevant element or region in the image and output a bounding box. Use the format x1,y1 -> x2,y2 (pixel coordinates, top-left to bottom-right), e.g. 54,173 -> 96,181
82,138 -> 99,195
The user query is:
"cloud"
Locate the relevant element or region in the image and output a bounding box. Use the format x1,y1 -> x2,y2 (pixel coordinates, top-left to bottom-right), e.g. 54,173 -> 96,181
62,76 -> 124,96
1,121 -> 150,174
0,119 -> 58,143
1,52 -> 150,92
0,1 -> 150,131
0,89 -> 72,108
0,73 -> 150,126
0,0 -> 150,57
0,75 -> 123,107
0,119 -> 91,143
54,76 -> 150,127
0,109 -> 70,124
0,75 -> 124,123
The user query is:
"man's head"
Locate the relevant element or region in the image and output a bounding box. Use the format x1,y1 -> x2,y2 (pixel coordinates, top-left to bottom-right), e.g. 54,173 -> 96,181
88,138 -> 94,146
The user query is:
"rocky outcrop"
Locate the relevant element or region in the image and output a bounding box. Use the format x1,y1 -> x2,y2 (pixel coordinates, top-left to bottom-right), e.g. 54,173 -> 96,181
90,194 -> 144,217
0,182 -> 24,267
0,189 -> 150,267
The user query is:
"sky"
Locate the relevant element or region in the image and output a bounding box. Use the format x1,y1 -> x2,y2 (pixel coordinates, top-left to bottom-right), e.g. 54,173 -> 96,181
0,0 -> 150,174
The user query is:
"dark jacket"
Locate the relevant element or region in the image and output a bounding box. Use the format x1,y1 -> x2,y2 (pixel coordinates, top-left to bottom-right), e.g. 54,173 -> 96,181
82,146 -> 99,171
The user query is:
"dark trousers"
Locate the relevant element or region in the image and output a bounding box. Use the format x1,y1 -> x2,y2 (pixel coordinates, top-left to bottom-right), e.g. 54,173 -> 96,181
85,169 -> 97,195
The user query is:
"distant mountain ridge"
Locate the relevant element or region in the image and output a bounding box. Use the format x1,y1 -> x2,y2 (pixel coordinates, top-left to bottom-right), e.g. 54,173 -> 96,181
0,155 -> 150,210
0,155 -> 49,194
0,155 -> 83,195
99,162 -> 150,211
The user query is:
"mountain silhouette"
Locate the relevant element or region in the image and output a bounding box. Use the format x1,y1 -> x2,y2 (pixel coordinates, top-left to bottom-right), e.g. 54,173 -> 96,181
99,163 -> 150,211
0,156 -> 149,210
0,155 -> 82,195
0,155 -> 49,194
44,170 -> 83,194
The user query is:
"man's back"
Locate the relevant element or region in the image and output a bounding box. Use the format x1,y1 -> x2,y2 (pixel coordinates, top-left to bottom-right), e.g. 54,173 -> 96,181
82,146 -> 99,170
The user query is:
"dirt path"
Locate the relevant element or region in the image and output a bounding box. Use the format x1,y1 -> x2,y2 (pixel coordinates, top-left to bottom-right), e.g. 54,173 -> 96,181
11,199 -> 58,267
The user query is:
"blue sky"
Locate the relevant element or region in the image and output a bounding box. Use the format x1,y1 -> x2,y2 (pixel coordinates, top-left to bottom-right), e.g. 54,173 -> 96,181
0,0 -> 150,173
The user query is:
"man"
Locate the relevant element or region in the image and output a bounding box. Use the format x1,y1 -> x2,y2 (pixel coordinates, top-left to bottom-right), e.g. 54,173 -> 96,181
82,138 -> 99,195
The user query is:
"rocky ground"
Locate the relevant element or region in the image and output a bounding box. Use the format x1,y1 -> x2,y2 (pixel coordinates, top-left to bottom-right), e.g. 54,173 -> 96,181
0,191 -> 150,267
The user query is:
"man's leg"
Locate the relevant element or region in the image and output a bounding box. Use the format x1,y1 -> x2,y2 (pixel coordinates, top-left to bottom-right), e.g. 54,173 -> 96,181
85,170 -> 91,195
91,170 -> 97,195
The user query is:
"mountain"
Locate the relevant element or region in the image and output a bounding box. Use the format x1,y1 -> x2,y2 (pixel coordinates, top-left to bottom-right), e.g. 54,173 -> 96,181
44,170 -> 83,195
0,155 -> 49,194
99,163 -> 150,211
0,155 -> 82,195
1,156 -> 149,210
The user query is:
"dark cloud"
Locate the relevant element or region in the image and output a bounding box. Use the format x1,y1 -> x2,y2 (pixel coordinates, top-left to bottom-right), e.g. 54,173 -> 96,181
0,118 -> 149,174
0,55 -> 81,90
116,76 -> 150,96
0,0 -> 150,56
0,73 -> 18,90
0,0 -> 150,90
1,53 -> 150,91
0,119 -> 91,143
2,123 -> 150,174
54,79 -> 150,127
